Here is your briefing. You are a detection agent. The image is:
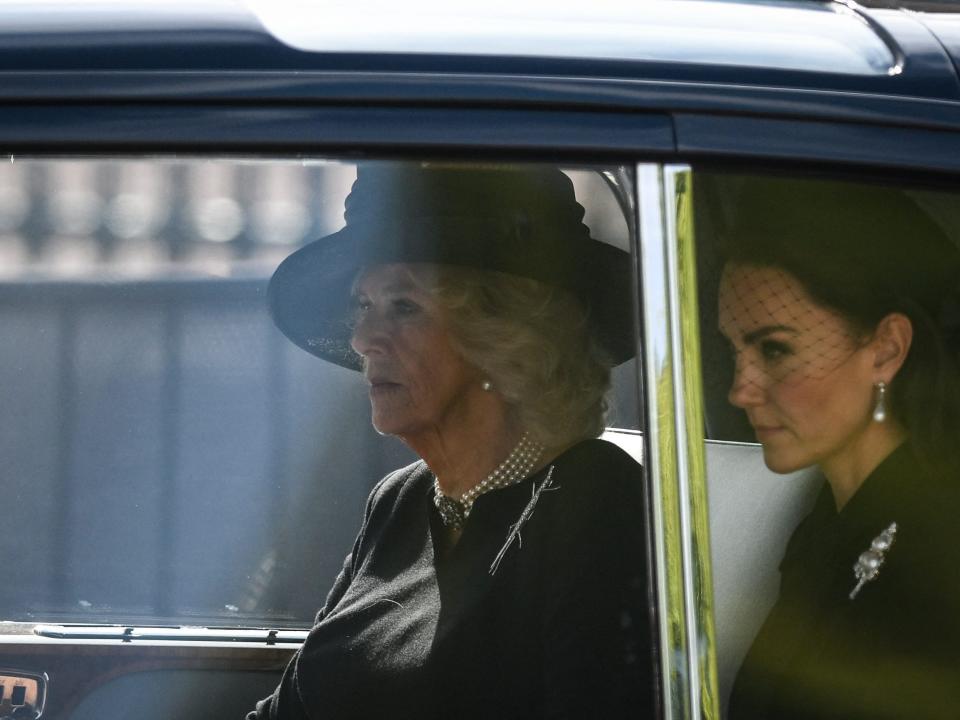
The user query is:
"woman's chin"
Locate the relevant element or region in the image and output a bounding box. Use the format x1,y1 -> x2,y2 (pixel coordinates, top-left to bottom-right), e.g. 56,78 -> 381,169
369,398 -> 418,438
370,413 -> 421,441
760,446 -> 810,475
371,417 -> 404,437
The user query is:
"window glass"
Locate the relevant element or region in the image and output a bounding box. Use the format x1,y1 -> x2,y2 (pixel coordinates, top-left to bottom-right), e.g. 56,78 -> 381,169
0,158 -> 641,628
693,171 -> 960,715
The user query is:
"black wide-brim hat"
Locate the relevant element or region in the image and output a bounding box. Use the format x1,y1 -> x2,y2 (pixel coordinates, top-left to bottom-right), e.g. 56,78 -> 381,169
268,162 -> 634,370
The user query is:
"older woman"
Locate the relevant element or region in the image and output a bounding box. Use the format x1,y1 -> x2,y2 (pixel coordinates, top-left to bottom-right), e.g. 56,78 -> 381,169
249,163 -> 654,719
716,178 -> 960,719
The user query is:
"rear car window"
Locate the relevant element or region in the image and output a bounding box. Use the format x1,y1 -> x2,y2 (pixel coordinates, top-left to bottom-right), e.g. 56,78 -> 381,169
0,157 -> 641,628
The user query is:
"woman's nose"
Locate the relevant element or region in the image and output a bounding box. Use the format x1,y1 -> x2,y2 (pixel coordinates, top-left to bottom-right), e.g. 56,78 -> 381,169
349,310 -> 388,358
727,356 -> 766,408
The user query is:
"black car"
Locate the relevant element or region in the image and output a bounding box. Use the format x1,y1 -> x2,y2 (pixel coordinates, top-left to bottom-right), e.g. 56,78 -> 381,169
2,1 -> 960,717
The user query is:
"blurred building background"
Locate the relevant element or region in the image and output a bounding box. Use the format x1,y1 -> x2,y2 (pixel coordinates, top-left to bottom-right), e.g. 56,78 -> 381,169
0,159 -> 355,279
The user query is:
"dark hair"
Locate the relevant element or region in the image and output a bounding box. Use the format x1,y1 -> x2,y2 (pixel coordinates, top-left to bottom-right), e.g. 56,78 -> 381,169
720,176 -> 960,473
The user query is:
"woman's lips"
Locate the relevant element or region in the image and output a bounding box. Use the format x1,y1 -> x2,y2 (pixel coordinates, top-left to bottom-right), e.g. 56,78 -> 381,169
753,425 -> 785,441
369,381 -> 402,398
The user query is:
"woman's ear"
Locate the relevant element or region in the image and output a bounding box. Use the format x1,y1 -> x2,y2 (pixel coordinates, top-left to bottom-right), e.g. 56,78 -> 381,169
871,312 -> 913,380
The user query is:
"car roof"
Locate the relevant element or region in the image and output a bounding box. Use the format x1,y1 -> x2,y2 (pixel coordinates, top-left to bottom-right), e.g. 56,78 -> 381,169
1,0 -> 959,127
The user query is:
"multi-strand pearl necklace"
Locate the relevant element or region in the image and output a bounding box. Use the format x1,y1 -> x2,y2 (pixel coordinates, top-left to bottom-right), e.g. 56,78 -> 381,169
433,432 -> 545,530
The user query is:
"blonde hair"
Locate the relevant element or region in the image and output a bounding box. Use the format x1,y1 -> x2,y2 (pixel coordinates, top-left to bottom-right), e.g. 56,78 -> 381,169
408,264 -> 612,448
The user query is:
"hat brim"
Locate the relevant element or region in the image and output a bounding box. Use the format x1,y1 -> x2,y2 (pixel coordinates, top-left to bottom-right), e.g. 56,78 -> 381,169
268,220 -> 635,370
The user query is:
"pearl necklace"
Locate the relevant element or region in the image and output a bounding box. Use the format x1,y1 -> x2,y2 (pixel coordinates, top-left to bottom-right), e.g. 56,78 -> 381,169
433,432 -> 545,530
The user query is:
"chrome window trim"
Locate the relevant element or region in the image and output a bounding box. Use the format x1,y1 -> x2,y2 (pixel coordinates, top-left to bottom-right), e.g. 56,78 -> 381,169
636,163 -> 719,719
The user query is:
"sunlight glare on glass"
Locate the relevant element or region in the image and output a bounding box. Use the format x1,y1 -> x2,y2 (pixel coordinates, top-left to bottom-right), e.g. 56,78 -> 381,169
244,0 -> 895,75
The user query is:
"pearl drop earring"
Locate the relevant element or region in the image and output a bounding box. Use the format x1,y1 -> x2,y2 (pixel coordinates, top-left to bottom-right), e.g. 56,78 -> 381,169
481,380 -> 493,392
872,381 -> 887,423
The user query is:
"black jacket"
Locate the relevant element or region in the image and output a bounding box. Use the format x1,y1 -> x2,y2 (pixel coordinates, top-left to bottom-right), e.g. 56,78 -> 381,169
249,439 -> 655,720
729,444 -> 960,719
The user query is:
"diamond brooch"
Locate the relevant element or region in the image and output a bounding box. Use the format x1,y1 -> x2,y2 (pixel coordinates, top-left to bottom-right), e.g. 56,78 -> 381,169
849,521 -> 897,600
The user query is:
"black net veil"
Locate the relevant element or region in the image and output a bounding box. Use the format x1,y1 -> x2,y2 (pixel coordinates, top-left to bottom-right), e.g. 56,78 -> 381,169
718,263 -> 861,388
695,172 -> 960,443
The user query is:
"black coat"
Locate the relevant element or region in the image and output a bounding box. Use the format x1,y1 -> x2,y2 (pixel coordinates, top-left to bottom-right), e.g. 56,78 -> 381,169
729,444 -> 960,719
249,439 -> 655,720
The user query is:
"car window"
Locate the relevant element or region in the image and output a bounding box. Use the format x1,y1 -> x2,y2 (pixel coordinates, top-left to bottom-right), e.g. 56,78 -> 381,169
691,170 -> 960,714
0,157 -> 642,629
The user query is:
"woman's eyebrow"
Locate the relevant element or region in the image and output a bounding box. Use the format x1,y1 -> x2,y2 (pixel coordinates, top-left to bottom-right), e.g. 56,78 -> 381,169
351,279 -> 417,298
381,280 -> 418,294
743,325 -> 796,344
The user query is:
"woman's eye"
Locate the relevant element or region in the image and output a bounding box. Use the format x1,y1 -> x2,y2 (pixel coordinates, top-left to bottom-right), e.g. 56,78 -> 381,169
390,298 -> 421,316
760,340 -> 791,362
